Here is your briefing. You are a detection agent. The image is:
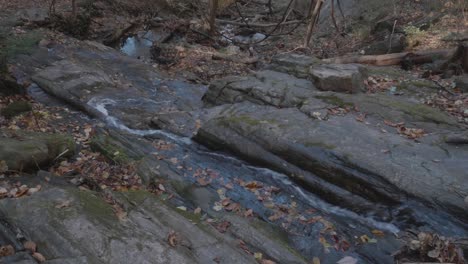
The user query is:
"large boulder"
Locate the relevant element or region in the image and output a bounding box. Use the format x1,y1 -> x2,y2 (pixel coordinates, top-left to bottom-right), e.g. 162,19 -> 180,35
0,130 -> 75,171
195,99 -> 468,216
203,70 -> 315,107
268,54 -> 320,78
309,64 -> 367,93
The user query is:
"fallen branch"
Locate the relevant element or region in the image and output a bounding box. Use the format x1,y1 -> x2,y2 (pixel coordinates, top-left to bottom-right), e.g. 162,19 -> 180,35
216,18 -> 301,27
323,49 -> 456,66
212,53 -> 258,64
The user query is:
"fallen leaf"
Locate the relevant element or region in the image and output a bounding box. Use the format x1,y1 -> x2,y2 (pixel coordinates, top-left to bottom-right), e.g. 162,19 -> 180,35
167,231 -> 178,247
27,185 -> 41,195
176,206 -> 187,211
336,256 -> 358,264
371,230 -> 385,237
197,177 -> 211,186
23,241 -> 37,253
244,209 -> 253,217
254,252 -> 263,260
194,207 -> 202,214
55,200 -> 72,209
0,187 -> 7,197
0,245 -> 15,257
260,260 -> 276,264
215,220 -> 231,233
32,252 -> 46,262
245,181 -> 263,190
0,160 -> 8,173
313,257 -> 321,264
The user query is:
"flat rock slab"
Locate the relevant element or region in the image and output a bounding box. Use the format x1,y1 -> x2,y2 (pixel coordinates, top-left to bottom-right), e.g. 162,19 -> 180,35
196,102 -> 468,216
309,64 -> 367,93
0,130 -> 75,171
16,39 -> 207,130
204,70 -> 316,108
0,185 -> 257,264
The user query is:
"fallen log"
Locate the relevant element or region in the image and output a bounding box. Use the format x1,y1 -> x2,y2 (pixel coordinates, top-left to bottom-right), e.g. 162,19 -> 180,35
323,49 -> 456,66
212,53 -> 258,64
216,18 -> 302,27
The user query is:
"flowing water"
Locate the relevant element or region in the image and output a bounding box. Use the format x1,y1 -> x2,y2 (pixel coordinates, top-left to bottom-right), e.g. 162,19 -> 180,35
83,93 -> 468,237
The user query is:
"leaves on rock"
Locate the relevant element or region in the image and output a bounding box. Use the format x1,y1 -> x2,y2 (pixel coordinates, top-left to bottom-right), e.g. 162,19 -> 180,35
167,230 -> 178,247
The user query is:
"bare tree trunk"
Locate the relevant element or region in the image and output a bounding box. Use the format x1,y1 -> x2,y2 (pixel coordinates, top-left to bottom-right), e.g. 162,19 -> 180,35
208,0 -> 219,35
49,0 -> 57,15
303,0 -> 324,48
72,0 -> 77,19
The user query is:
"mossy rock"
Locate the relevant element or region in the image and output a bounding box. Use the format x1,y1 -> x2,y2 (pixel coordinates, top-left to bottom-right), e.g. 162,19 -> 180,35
0,78 -> 25,96
90,133 -> 133,164
1,101 -> 32,118
315,95 -> 354,108
0,130 -> 75,171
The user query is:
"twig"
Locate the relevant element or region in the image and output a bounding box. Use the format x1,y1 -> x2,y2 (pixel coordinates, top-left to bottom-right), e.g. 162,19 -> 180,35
387,19 -> 398,54
215,19 -> 301,27
53,149 -> 70,162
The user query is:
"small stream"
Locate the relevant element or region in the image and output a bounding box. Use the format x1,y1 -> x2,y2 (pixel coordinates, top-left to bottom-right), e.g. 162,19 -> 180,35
84,93 -> 468,237
21,41 -> 468,262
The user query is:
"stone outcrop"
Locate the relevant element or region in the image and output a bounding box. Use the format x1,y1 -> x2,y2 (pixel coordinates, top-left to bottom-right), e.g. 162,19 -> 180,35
0,130 -> 75,171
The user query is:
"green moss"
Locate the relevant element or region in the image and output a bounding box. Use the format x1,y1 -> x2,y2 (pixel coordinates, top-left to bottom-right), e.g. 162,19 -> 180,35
122,190 -> 152,205
366,67 -> 402,78
90,134 -> 131,164
169,179 -> 194,199
250,219 -> 307,261
386,100 -> 455,124
315,95 -> 354,108
303,141 -> 336,150
45,134 -> 76,159
1,31 -> 41,59
219,114 -> 280,128
174,208 -> 203,223
1,101 -> 32,118
78,190 -> 116,223
397,80 -> 438,90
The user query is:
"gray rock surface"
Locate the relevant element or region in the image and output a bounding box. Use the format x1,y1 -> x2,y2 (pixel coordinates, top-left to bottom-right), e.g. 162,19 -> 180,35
197,54 -> 468,217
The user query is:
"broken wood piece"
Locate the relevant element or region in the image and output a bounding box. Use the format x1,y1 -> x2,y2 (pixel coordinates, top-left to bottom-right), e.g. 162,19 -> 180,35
212,53 -> 258,64
323,49 -> 455,66
216,19 -> 302,27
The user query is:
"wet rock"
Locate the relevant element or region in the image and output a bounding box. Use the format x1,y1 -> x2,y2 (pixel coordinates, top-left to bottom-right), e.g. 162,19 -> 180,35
1,101 -> 32,119
27,40 -> 206,129
195,101 -> 468,215
151,111 -> 197,137
465,196 -> 468,208
309,64 -> 367,93
0,130 -> 75,171
0,185 -> 258,264
455,75 -> 468,93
